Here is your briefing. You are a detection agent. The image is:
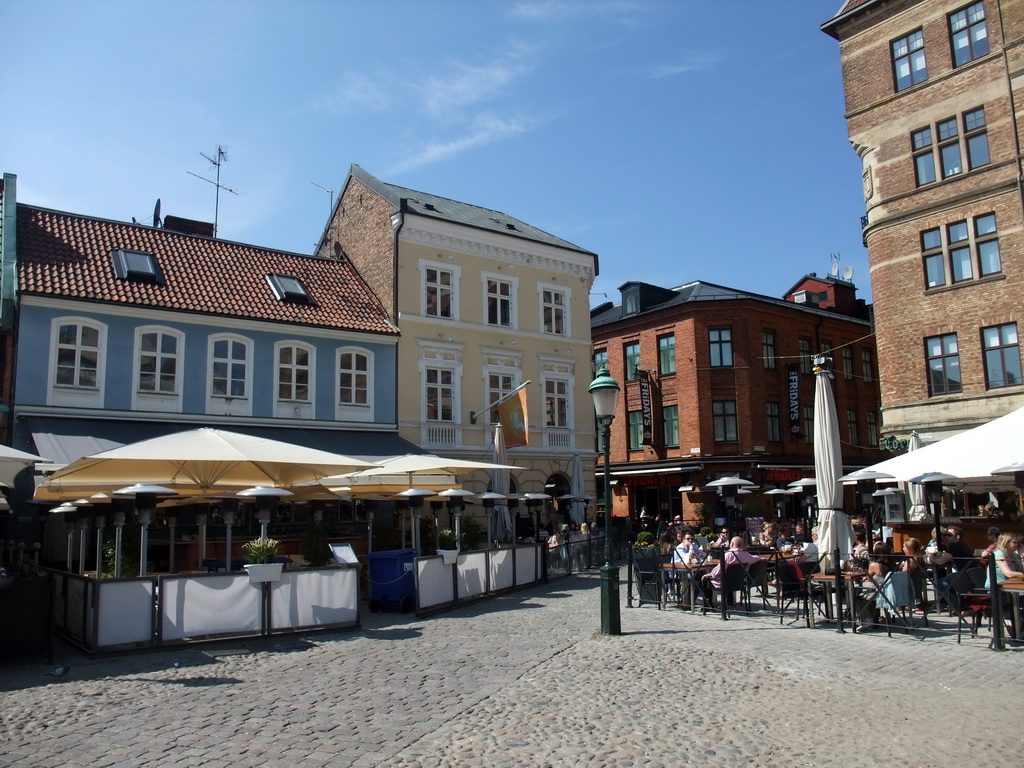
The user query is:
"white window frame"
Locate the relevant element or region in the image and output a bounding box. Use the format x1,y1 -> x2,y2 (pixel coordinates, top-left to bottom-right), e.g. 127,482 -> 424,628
419,259 -> 461,321
48,316 -> 107,408
483,364 -> 520,425
133,325 -> 184,413
542,373 -> 573,430
422,365 -> 456,424
482,271 -> 518,329
538,282 -> 570,336
336,346 -> 374,422
207,334 -> 253,416
274,341 -> 315,420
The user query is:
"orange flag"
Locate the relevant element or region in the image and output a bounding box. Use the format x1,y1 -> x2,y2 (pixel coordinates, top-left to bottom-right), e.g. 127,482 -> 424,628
498,389 -> 529,447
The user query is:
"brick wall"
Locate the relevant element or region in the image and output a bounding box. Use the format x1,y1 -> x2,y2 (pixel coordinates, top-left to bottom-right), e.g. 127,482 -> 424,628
321,178 -> 397,320
831,0 -> 1024,434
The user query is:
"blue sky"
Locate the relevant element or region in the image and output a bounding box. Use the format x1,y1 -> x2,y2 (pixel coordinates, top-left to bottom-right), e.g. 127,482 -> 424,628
2,1 -> 866,305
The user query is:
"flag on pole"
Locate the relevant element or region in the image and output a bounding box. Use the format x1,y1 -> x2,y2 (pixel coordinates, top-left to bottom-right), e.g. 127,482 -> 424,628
498,389 -> 529,447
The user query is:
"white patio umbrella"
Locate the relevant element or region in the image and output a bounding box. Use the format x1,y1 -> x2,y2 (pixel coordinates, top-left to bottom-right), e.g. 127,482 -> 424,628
904,432 -> 928,520
0,444 -> 47,486
37,428 -> 379,497
569,453 -> 587,525
812,361 -> 853,571
491,425 -> 513,542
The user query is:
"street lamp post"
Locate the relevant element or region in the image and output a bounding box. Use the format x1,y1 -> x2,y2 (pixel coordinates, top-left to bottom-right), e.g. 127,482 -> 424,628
589,365 -> 621,636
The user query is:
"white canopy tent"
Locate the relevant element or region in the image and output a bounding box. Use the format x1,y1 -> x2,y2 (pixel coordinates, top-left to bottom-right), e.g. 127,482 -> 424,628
857,406 -> 1024,486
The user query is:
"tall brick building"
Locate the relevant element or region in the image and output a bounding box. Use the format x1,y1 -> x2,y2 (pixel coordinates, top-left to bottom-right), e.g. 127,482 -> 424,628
590,275 -> 882,525
823,0 -> 1024,442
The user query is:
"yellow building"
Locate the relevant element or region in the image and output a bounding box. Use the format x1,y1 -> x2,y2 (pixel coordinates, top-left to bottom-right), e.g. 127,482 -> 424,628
317,166 -> 599,530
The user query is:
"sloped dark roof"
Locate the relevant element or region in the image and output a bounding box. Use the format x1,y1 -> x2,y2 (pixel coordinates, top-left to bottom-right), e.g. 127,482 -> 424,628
17,205 -> 397,335
350,165 -> 597,258
821,0 -> 883,38
590,280 -> 872,328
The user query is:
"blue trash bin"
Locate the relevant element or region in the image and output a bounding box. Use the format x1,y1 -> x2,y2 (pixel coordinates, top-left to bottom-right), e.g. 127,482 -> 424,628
366,548 -> 416,613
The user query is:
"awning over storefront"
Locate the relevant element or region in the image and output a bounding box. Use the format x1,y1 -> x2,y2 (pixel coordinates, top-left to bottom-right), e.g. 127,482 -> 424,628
25,416 -> 427,471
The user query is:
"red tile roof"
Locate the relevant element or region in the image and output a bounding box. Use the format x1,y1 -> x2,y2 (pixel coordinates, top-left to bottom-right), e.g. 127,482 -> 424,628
17,206 -> 397,335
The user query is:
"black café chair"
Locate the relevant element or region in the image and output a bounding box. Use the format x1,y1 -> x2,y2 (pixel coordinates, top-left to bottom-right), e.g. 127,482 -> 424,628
632,547 -> 664,608
775,559 -> 808,625
702,563 -> 746,619
948,569 -> 991,643
745,558 -> 771,611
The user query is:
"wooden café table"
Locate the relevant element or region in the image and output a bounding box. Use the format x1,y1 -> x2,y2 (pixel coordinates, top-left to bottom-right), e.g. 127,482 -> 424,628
998,580 -> 1024,640
807,569 -> 866,630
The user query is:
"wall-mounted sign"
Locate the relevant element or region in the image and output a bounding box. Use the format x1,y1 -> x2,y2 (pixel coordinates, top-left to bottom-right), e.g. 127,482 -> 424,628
788,364 -> 802,440
639,370 -> 654,446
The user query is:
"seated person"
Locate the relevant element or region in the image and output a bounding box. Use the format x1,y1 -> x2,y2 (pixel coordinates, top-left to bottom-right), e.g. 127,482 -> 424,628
758,523 -> 777,547
857,542 -> 893,631
929,526 -> 976,606
793,523 -> 809,544
900,537 -> 927,611
701,537 -> 759,600
711,528 -> 731,548
672,531 -> 705,563
852,531 -> 869,563
775,525 -> 795,551
797,527 -> 820,563
985,533 -> 1024,594
980,526 -> 1001,567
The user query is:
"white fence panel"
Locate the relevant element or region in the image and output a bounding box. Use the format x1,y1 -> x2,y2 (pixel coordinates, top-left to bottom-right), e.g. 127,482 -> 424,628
489,548 -> 514,591
96,579 -> 154,648
515,545 -> 539,584
456,551 -> 488,599
160,573 -> 260,641
271,568 -> 359,630
416,556 -> 454,609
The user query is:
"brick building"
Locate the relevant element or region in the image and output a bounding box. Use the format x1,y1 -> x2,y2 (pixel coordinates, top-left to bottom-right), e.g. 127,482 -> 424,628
590,275 -> 882,527
823,0 -> 1024,442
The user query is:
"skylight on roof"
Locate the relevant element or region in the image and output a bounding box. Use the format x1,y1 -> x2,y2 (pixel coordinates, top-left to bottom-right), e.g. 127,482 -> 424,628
111,249 -> 162,284
267,273 -> 312,304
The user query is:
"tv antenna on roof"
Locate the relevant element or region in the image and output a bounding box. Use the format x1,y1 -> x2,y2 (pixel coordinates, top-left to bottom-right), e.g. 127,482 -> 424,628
829,252 -> 840,277
310,181 -> 334,217
186,145 -> 238,238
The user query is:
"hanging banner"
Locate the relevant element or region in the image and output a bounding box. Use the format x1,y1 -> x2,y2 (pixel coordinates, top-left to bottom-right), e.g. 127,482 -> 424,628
788,363 -> 802,440
498,389 -> 529,447
639,370 -> 654,446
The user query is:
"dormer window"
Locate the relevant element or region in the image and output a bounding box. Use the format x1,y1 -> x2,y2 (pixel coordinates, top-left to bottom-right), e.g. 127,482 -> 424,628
111,249 -> 162,284
267,273 -> 312,304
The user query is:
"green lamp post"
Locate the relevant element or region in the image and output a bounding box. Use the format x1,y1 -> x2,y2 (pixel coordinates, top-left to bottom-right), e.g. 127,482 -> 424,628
589,365 -> 621,636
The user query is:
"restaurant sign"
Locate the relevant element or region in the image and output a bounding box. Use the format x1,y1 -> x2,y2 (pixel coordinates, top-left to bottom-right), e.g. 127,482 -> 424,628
879,434 -> 910,452
620,473 -> 684,488
639,370 -> 654,446
787,364 -> 802,440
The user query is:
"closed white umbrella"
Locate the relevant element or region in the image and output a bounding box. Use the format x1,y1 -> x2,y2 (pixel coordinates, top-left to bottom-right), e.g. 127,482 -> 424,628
569,454 -> 587,525
491,425 -> 513,542
813,359 -> 853,571
904,432 -> 928,520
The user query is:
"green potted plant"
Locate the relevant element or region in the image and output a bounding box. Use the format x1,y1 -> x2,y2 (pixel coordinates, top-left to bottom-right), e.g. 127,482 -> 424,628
436,529 -> 461,565
242,537 -> 283,583
300,523 -> 332,568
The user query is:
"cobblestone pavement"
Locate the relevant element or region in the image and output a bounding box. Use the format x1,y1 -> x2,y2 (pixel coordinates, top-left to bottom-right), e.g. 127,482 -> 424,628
2,572 -> 1022,767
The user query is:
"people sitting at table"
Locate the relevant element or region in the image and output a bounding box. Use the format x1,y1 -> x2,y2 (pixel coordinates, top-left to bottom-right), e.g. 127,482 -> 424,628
929,526 -> 976,612
758,523 -> 777,547
981,526 -> 1001,566
900,537 -> 927,612
797,528 -> 819,563
701,537 -> 760,602
672,531 -> 705,563
985,533 -> 1024,593
852,531 -> 869,563
793,523 -> 809,544
775,525 -> 795,551
857,542 -> 893,631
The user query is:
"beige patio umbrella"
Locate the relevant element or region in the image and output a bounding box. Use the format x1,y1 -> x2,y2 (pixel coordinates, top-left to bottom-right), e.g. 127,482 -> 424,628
36,428 -> 379,498
319,452 -> 521,487
0,444 -> 47,487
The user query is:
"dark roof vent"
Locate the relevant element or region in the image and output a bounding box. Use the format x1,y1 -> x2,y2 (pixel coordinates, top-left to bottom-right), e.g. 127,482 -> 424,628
506,223 -> 517,231
163,215 -> 215,238
111,249 -> 163,284
423,202 -> 436,211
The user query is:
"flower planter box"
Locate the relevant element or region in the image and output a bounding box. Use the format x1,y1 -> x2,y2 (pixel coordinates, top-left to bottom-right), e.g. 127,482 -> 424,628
243,562 -> 284,583
438,549 -> 459,566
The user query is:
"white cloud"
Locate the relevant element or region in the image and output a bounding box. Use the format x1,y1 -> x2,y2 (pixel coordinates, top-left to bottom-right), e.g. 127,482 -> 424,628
314,72 -> 392,114
420,50 -> 532,116
646,55 -> 717,79
510,1 -> 646,21
388,113 -> 542,174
